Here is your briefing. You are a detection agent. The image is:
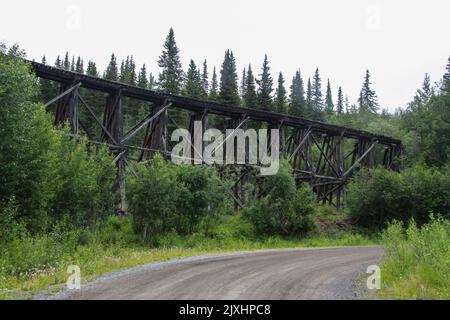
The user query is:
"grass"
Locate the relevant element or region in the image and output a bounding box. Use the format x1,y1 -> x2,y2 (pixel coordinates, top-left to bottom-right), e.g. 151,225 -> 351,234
378,215 -> 450,300
0,213 -> 377,300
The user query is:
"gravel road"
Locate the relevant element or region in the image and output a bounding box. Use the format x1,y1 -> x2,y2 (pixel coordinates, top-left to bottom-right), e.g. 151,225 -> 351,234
50,246 -> 384,300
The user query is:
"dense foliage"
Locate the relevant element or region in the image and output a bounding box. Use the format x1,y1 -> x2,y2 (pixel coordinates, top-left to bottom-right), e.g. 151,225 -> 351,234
244,161 -> 316,235
129,156 -> 226,241
348,166 -> 450,228
380,216 -> 450,299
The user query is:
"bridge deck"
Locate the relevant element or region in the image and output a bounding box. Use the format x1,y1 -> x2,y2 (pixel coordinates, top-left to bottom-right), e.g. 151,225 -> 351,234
30,60 -> 401,147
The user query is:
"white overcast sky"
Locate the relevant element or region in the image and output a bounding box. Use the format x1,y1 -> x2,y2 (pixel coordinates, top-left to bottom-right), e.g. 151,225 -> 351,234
1,0 -> 449,111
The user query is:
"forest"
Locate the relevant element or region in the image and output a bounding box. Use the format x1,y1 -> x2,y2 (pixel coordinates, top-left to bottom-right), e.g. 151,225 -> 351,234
0,28 -> 449,300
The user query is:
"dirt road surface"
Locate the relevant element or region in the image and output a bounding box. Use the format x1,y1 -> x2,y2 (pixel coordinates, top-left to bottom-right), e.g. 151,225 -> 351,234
51,246 -> 384,300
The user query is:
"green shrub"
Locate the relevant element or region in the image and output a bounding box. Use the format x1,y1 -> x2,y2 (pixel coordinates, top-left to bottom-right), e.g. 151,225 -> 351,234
348,165 -> 450,228
244,160 -> 317,236
48,133 -> 115,228
129,155 -> 226,241
380,215 -> 450,299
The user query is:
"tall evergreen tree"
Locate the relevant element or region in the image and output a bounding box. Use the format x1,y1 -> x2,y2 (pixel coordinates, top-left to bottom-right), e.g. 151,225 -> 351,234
104,53 -> 118,81
75,56 -> 84,74
289,70 -> 306,116
240,67 -> 247,97
120,56 -> 136,85
70,56 -> 75,72
63,52 -> 70,70
243,65 -> 257,108
209,67 -> 219,101
219,50 -> 239,106
137,64 -> 148,89
336,86 -> 344,115
275,72 -> 287,114
256,54 -> 274,111
148,73 -> 155,90
184,59 -> 204,98
312,68 -> 323,110
325,79 -> 334,115
86,61 -> 98,77
158,28 -> 183,94
54,55 -> 62,68
201,60 -> 209,96
358,69 -> 379,113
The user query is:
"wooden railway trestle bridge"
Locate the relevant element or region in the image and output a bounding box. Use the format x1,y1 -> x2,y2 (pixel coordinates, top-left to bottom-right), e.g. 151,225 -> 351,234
30,61 -> 402,212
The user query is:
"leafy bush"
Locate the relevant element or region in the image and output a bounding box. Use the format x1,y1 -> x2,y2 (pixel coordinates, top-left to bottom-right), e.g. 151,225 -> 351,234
48,133 -> 115,228
129,155 -> 226,241
0,53 -> 56,232
244,160 -> 316,235
380,215 -> 450,299
348,165 -> 450,228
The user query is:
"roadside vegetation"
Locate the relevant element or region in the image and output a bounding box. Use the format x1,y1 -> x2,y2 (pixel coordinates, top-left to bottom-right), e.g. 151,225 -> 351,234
380,216 -> 450,299
1,38 -> 449,300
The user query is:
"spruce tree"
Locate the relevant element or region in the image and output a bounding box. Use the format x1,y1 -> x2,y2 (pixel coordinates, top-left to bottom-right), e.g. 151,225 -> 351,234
325,79 -> 334,115
63,52 -> 70,70
158,28 -> 183,94
75,56 -> 84,74
305,77 -> 314,118
209,67 -> 219,101
86,61 -> 98,77
256,54 -> 273,111
219,50 -> 239,106
289,70 -> 306,116
201,60 -> 209,96
275,72 -> 287,114
148,73 -> 155,90
184,59 -> 204,98
138,64 -> 148,89
312,68 -> 323,110
240,67 -> 247,97
104,53 -> 118,81
358,69 -> 379,113
336,86 -> 344,115
243,65 -> 257,108
55,55 -> 62,68
70,56 -> 75,72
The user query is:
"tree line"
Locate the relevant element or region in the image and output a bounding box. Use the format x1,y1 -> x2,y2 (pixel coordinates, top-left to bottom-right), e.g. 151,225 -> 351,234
40,27 -> 380,124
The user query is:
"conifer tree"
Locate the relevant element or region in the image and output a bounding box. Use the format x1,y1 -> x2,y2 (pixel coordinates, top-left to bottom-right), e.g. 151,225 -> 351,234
75,56 -> 84,74
209,67 -> 219,101
55,55 -> 62,68
240,67 -> 247,97
219,50 -> 239,106
336,86 -> 344,115
158,28 -> 183,94
312,68 -> 323,110
184,59 -> 204,98
148,73 -> 155,90
63,52 -> 70,70
243,65 -> 257,108
86,61 -> 98,77
325,79 -> 334,115
256,54 -> 274,111
104,53 -> 118,81
275,72 -> 287,114
289,70 -> 306,116
70,56 -> 75,72
358,69 -> 379,113
138,64 -> 148,89
201,60 -> 209,95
